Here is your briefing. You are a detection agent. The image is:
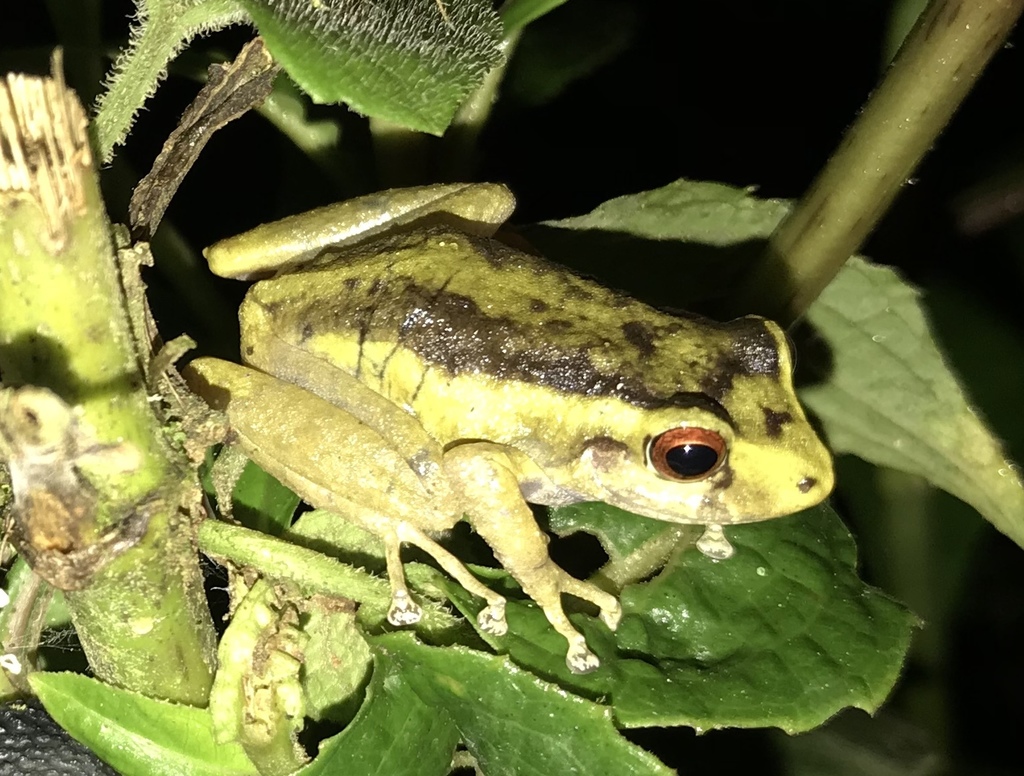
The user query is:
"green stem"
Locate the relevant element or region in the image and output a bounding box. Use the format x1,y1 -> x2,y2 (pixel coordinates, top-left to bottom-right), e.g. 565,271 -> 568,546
0,71 -> 215,703
92,0 -> 246,162
732,0 -> 1024,325
197,520 -> 460,632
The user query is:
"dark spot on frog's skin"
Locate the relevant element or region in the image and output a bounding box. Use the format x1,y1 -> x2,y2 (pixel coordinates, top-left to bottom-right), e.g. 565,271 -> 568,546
707,462 -> 734,493
334,247 -> 772,411
699,321 -> 781,401
244,345 -> 255,357
343,277 -> 360,291
731,321 -> 780,377
471,237 -> 513,268
797,477 -> 817,494
621,321 -> 656,358
300,322 -> 314,342
698,365 -> 735,402
397,286 -> 674,406
762,407 -> 793,438
567,287 -> 595,302
582,436 -> 630,472
518,478 -> 547,502
529,298 -> 549,313
258,299 -> 283,317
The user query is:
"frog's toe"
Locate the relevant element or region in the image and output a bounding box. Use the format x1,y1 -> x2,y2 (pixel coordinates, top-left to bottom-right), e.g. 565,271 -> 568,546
477,601 -> 508,636
599,599 -> 622,631
387,589 -> 423,627
565,638 -> 600,674
556,574 -> 621,631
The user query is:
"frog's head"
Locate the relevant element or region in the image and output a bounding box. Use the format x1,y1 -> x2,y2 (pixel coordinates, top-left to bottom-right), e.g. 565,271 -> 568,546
569,318 -> 834,525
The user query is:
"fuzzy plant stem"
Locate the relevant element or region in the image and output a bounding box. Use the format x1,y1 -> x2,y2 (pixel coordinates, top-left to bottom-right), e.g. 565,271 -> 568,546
733,0 -> 1024,325
0,69 -> 216,703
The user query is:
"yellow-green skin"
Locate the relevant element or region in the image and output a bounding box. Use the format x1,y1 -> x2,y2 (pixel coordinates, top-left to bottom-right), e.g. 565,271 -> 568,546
193,184 -> 834,674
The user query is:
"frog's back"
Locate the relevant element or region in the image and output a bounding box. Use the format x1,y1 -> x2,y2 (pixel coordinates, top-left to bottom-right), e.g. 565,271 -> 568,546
243,228 -> 783,441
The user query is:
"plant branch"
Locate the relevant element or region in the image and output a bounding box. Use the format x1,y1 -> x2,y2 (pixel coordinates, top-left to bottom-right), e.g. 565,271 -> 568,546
0,67 -> 216,703
732,0 -> 1024,325
92,0 -> 246,162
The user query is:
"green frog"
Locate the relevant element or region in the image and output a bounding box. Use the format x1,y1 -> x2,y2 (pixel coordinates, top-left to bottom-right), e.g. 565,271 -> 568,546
187,183 -> 834,673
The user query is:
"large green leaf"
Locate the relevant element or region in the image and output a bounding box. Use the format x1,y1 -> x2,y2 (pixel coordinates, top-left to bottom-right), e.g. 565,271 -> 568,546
29,672 -> 256,776
448,503 -> 915,734
238,0 -> 504,135
370,633 -> 675,776
799,257 -> 1024,548
296,650 -> 459,776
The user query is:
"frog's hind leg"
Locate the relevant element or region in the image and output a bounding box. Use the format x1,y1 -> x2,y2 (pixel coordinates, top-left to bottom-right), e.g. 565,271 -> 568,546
382,530 -> 424,627
444,443 -> 622,674
393,522 -> 508,636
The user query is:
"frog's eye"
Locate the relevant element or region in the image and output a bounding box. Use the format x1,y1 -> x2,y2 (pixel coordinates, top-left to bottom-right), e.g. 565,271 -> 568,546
647,428 -> 727,481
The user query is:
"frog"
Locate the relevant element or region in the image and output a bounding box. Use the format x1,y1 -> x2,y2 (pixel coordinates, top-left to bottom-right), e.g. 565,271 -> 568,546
186,183 -> 834,674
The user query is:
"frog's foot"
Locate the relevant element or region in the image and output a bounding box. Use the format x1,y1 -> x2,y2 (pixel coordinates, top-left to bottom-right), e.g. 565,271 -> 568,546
476,601 -> 508,637
382,532 -> 424,628
387,589 -> 423,627
565,636 -> 601,675
555,573 -> 622,631
531,570 -> 623,674
394,522 -> 508,635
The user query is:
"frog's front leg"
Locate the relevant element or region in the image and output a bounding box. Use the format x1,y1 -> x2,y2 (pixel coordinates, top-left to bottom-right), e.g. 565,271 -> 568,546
444,443 -> 622,674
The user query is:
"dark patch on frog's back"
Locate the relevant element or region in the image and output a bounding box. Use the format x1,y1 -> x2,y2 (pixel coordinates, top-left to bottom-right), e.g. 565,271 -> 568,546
529,298 -> 549,313
621,321 -> 656,358
698,321 -> 781,401
272,229 -> 784,409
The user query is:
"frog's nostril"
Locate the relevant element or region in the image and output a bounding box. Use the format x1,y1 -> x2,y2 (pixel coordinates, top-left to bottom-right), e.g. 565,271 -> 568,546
797,476 -> 817,494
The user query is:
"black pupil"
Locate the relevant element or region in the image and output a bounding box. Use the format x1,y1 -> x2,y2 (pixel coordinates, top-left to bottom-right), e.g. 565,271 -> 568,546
665,443 -> 719,478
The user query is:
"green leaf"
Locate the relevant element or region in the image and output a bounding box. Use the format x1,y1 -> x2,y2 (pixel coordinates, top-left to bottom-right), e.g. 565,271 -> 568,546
547,178 -> 790,244
29,672 -> 256,776
531,179 -> 792,309
609,504 -> 914,731
296,650 -> 459,776
232,459 -> 301,535
548,501 -> 669,560
238,0 -> 505,135
301,606 -> 372,724
447,504 -> 914,734
371,633 -> 675,776
800,258 -> 1024,549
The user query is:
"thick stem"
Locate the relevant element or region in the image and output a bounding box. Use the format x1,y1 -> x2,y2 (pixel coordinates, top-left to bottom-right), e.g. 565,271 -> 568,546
0,69 -> 215,703
732,0 -> 1024,325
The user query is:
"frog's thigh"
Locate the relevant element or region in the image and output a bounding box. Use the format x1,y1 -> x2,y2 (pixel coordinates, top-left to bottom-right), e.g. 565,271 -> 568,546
246,338 -> 452,499
443,443 -> 622,674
